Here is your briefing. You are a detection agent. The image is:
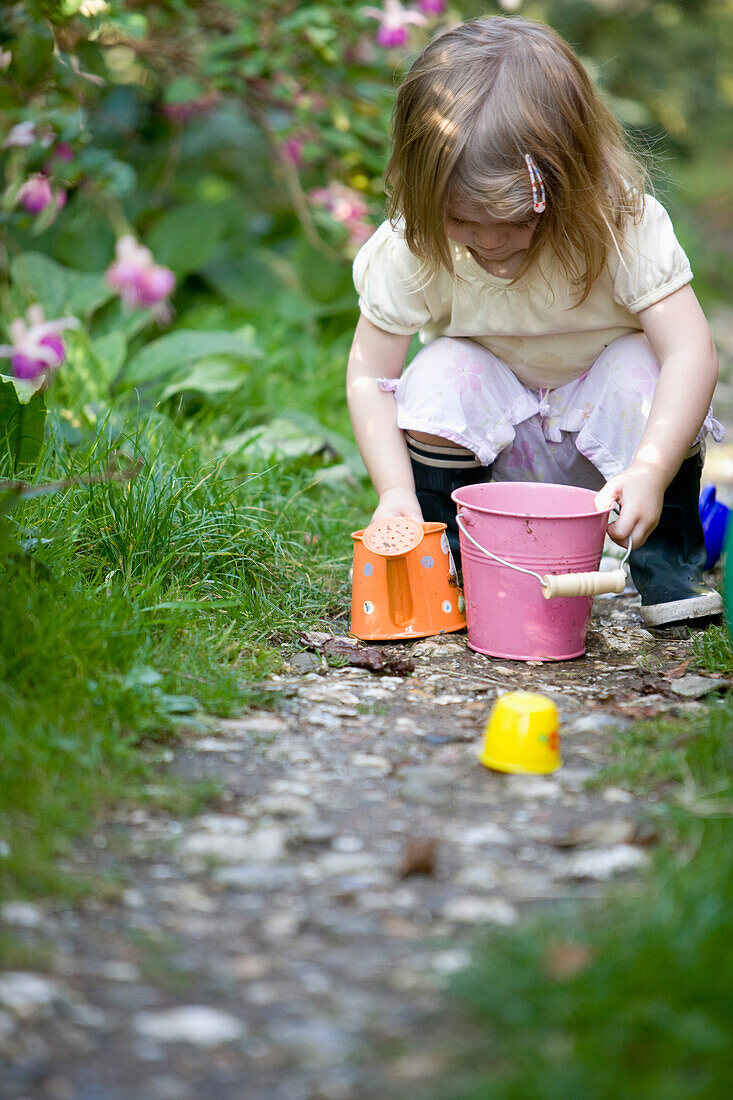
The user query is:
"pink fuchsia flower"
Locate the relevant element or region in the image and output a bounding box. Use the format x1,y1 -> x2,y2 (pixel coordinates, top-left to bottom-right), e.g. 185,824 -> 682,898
309,182 -> 368,224
52,142 -> 75,162
162,91 -> 220,123
17,174 -> 67,216
0,305 -> 79,382
361,1 -> 428,48
417,0 -> 447,14
308,182 -> 373,248
105,236 -> 176,313
282,136 -> 305,166
4,121 -> 38,148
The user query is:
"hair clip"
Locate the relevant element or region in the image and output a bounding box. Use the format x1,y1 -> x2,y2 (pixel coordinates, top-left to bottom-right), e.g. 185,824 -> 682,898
524,153 -> 546,213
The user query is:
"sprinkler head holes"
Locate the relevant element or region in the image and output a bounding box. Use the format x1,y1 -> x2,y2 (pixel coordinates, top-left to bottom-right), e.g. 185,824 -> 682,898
362,517 -> 424,557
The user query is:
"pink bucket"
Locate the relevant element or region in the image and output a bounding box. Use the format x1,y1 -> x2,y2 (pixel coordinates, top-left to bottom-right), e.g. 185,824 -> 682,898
451,482 -> 615,662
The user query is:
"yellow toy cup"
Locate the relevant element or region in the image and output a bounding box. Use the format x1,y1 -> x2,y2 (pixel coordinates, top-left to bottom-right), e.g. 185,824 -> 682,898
478,692 -> 561,775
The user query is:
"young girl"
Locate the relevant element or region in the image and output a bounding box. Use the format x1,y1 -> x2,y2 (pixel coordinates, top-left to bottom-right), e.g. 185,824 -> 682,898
346,15 -> 724,630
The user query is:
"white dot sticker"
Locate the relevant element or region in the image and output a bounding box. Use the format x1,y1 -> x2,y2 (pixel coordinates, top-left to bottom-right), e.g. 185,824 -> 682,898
363,601 -> 375,615
442,600 -> 452,613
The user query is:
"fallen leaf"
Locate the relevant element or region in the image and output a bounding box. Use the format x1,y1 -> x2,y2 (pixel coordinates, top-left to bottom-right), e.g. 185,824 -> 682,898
544,941 -> 594,981
397,837 -> 439,879
301,632 -> 414,675
665,659 -> 692,679
548,818 -> 636,849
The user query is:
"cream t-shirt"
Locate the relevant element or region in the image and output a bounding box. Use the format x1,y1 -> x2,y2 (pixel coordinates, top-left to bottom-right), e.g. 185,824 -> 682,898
353,195 -> 692,390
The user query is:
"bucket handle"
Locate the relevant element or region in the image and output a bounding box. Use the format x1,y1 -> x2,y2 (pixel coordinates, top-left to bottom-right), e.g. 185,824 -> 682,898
455,510 -> 632,599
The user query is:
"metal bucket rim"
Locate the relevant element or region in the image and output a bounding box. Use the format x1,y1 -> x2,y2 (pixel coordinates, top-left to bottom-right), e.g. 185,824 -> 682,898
451,482 -> 612,522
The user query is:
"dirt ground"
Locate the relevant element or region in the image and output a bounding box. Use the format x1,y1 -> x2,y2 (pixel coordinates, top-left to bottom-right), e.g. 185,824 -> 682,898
1,308 -> 733,1100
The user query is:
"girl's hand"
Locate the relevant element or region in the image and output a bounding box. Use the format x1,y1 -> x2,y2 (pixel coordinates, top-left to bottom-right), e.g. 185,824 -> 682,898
371,487 -> 423,524
594,464 -> 667,549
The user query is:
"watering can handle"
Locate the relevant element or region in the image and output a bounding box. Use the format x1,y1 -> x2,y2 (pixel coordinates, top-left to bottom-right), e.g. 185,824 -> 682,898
455,511 -> 632,601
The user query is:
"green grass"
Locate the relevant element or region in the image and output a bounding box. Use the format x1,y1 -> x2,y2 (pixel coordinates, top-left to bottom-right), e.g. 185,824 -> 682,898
0,408 -> 363,908
691,623 -> 733,675
431,688 -> 733,1099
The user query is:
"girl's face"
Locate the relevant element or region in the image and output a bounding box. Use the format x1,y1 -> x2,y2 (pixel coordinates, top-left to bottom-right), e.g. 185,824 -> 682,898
445,199 -> 537,266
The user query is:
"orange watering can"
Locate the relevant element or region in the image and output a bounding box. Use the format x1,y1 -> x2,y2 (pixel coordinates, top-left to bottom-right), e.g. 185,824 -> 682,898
350,517 -> 466,641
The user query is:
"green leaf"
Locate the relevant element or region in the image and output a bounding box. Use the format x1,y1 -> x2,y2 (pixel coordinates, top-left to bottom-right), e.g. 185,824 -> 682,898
201,249 -> 287,308
220,417 -> 330,465
10,253 -> 114,320
119,329 -> 261,389
51,195 -> 116,272
0,377 -> 47,466
146,203 -> 229,277
92,331 -> 128,380
164,77 -> 204,104
159,357 -> 250,402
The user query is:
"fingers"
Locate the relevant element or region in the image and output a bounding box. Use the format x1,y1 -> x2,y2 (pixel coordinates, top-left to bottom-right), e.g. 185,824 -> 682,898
594,479 -> 622,515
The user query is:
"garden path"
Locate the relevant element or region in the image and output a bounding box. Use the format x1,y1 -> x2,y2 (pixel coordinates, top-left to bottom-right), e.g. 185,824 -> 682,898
2,309 -> 733,1100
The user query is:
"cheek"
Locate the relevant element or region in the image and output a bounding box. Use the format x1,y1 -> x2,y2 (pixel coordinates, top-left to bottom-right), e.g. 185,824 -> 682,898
517,225 -> 537,248
447,226 -> 470,245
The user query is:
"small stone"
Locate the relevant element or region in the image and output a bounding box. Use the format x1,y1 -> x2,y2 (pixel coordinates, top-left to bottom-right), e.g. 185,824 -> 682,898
191,738 -> 244,753
289,651 -> 322,672
257,794 -> 314,818
0,1008 -> 16,1039
441,896 -> 519,926
669,674 -> 725,698
68,1002 -> 108,1029
231,955 -> 272,981
180,826 -> 285,864
331,836 -> 364,853
602,787 -> 635,803
558,844 -> 651,881
0,901 -> 44,928
0,972 -> 64,1019
144,1075 -> 194,1100
100,961 -> 140,982
122,888 -> 146,909
214,864 -> 300,889
289,819 -> 337,846
217,714 -> 287,736
565,713 -> 629,736
451,822 -> 514,848
195,814 -> 250,834
261,912 -> 301,939
351,753 -> 392,773
505,775 -> 561,800
454,864 -> 497,889
431,948 -> 472,974
132,1006 -> 245,1047
317,851 -> 384,876
399,766 -> 454,808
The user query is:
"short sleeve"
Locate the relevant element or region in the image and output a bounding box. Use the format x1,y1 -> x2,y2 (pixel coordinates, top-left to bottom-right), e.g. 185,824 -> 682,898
352,219 -> 435,334
613,195 -> 693,313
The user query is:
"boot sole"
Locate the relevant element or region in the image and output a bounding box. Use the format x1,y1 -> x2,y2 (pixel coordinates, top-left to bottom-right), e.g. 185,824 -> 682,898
640,590 -> 724,628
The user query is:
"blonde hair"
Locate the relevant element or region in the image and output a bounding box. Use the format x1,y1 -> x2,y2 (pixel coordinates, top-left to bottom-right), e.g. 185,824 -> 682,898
385,16 -> 650,303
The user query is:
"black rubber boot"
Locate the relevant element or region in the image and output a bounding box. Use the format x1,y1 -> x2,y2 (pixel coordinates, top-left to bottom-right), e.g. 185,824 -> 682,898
409,452 -> 492,570
628,452 -> 723,628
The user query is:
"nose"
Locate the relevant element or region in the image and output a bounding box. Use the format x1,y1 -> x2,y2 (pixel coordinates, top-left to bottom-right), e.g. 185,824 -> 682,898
473,225 -> 507,249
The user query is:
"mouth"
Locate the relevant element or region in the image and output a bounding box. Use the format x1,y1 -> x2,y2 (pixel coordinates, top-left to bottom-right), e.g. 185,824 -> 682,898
472,246 -> 511,259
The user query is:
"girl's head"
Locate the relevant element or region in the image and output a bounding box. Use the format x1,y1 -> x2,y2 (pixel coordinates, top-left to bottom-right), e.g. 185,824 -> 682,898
385,16 -> 648,300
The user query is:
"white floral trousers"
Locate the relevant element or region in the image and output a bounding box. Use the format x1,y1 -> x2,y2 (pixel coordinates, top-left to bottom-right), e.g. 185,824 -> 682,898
379,332 -> 724,486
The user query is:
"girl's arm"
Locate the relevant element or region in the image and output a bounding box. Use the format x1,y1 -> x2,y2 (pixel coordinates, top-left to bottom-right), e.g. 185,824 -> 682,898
596,284 -> 718,547
346,314 -> 422,522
